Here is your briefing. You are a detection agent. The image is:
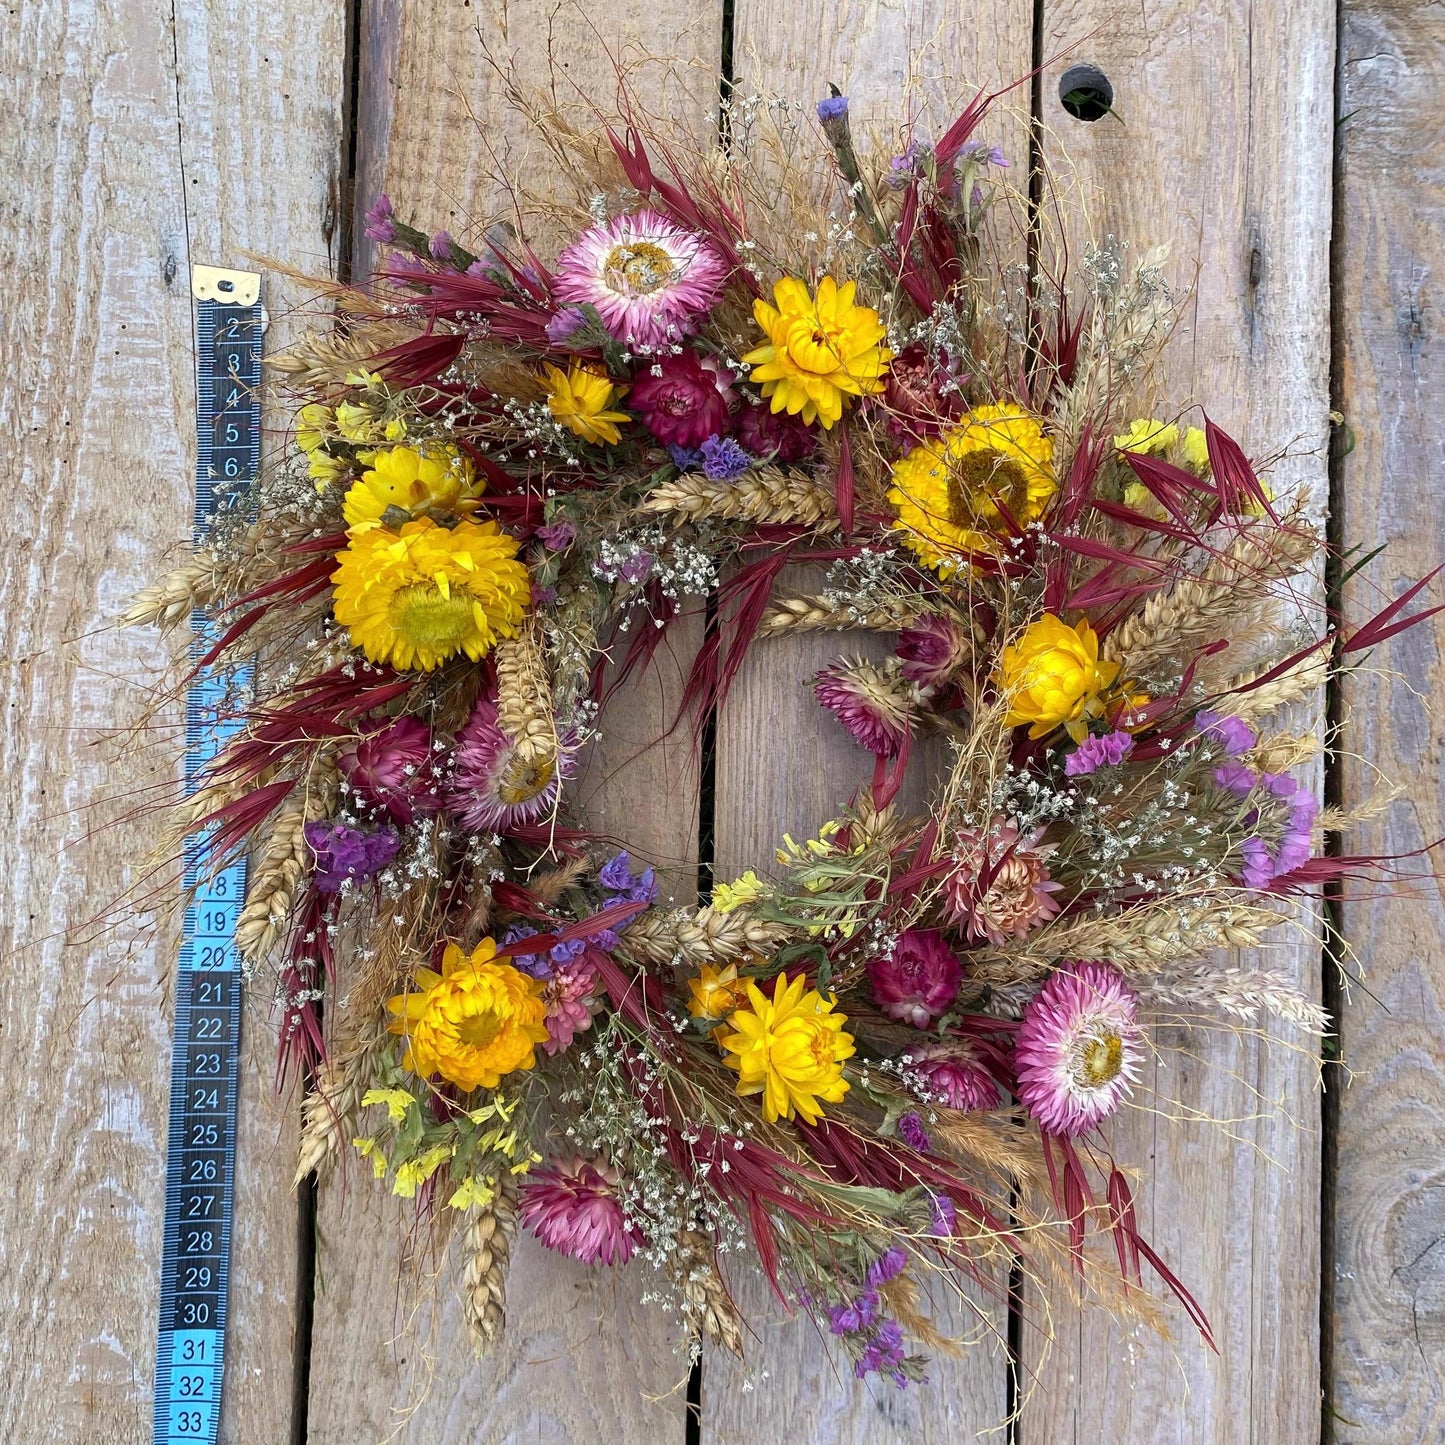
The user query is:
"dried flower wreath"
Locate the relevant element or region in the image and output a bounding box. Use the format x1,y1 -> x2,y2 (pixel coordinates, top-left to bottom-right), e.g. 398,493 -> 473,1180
128,77 -> 1436,1392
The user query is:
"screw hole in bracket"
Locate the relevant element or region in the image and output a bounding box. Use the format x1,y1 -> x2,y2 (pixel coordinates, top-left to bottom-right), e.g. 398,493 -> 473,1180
1059,64 -> 1114,122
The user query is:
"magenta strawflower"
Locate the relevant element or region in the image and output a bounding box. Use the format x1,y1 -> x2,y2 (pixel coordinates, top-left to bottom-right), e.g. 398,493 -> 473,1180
553,210 -> 727,349
540,956 -> 600,1055
896,614 -> 969,687
867,928 -> 961,1027
339,716 -> 440,825
907,1041 -> 1000,1111
941,820 -> 1063,946
449,697 -> 576,833
880,344 -> 964,442
628,350 -> 734,446
814,658 -> 914,757
1014,962 -> 1142,1137
519,1155 -> 637,1265
735,402 -> 816,462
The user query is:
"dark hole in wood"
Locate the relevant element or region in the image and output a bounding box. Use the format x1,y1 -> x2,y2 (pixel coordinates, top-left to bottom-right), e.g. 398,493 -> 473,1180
1059,64 -> 1113,122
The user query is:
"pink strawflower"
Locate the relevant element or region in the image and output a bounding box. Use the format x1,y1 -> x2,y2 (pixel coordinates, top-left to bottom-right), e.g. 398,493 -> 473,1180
1064,729 -> 1134,776
941,820 -> 1064,946
868,928 -> 962,1027
879,343 -> 965,442
1014,962 -> 1142,1137
896,614 -> 969,687
814,658 -> 914,757
628,350 -> 734,447
339,716 -> 441,825
519,1155 -> 637,1265
735,402 -> 816,462
449,697 -> 576,833
553,210 -> 726,349
540,956 -> 600,1056
907,1041 -> 1000,1111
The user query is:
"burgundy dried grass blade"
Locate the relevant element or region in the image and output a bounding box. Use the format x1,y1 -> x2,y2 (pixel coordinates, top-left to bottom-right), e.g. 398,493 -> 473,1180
370,330 -> 468,387
1203,415 -> 1277,520
835,422 -> 855,534
1341,564 -> 1445,654
679,552 -> 790,725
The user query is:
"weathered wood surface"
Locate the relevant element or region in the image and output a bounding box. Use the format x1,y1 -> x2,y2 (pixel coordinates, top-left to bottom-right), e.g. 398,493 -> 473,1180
0,1 -> 346,1442
4,0 -> 1441,1441
1333,3 -> 1445,1439
1021,5 -> 1335,1440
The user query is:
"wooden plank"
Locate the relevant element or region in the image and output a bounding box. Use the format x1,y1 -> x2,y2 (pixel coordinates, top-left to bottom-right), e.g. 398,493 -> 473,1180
1332,5 -> 1445,1438
304,4 -> 721,1440
1020,6 -> 1335,1440
703,5 -> 1033,1440
0,2 -> 346,1442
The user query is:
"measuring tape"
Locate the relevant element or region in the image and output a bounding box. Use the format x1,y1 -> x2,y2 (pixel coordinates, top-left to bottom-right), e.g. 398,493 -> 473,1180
153,265 -> 262,1445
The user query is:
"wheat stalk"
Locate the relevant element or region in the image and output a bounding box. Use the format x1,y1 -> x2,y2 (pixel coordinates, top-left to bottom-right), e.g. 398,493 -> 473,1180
640,467 -> 838,528
460,1180 -> 519,1351
676,1230 -> 743,1356
1103,521 -> 1319,670
621,906 -> 788,966
266,320 -> 423,388
123,559 -> 221,632
234,754 -> 339,965
756,592 -> 919,637
494,626 -> 557,766
1140,965 -> 1328,1033
1216,654 -> 1331,722
293,1028 -> 390,1186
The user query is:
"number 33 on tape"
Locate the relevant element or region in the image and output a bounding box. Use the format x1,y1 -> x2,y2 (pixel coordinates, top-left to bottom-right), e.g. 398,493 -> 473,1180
153,265 -> 261,1445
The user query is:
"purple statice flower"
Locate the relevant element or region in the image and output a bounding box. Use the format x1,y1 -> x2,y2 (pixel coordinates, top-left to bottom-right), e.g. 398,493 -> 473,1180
388,251 -> 431,277
1064,729 -> 1135,776
537,519 -> 577,551
502,926 -> 553,979
545,305 -> 589,345
428,230 -> 454,261
854,1318 -> 910,1386
667,443 -> 704,471
897,1112 -> 931,1153
617,551 -> 655,585
700,434 -> 751,480
865,1246 -> 908,1290
1213,761 -> 1258,798
363,194 -> 396,243
304,821 -> 399,893
549,936 -> 588,966
817,93 -> 849,122
928,1192 -> 956,1238
827,1288 -> 879,1335
1197,709 -> 1257,756
599,851 -> 659,905
1262,770 -> 1319,877
530,582 -> 558,609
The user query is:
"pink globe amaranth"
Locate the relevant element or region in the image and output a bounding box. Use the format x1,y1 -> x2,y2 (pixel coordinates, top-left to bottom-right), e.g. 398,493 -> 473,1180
908,1041 -> 1001,1111
629,350 -> 734,448
519,1155 -> 637,1265
1013,961 -> 1142,1137
338,716 -> 441,826
868,928 -> 963,1027
735,401 -> 817,462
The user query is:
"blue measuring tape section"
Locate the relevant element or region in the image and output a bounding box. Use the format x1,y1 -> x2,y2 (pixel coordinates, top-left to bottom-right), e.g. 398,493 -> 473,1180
153,266 -> 263,1445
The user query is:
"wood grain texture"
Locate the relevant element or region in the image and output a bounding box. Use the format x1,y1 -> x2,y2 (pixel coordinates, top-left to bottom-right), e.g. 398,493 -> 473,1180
305,4 -> 720,1439
1332,5 -> 1445,1439
0,1 -> 345,1441
1022,5 -> 1335,1440
703,4 -> 1034,1438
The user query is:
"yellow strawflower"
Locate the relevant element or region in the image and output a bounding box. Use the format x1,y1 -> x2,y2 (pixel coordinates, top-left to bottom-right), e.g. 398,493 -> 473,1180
887,405 -> 1056,576
998,614 -> 1122,742
543,363 -> 631,446
332,516 -> 528,671
343,441 -> 480,533
741,276 -> 891,429
386,939 -> 549,1092
721,973 -> 855,1124
1113,419 -> 1179,455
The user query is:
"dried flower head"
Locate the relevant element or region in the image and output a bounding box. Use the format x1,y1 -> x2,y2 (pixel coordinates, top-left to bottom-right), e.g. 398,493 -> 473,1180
519,1155 -> 637,1265
867,929 -> 962,1027
942,820 -> 1064,946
